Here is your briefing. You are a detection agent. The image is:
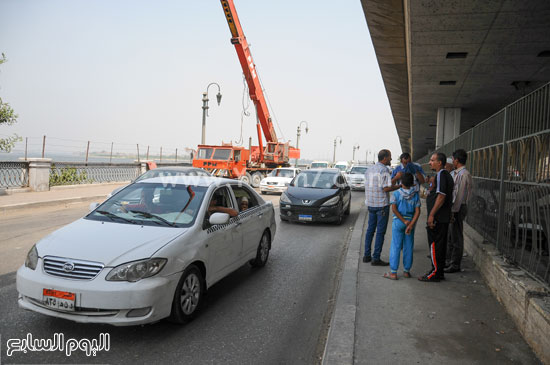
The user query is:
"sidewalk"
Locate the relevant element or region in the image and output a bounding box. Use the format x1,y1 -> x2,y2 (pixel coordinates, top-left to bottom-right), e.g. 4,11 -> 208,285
0,182 -> 128,214
324,204 -> 541,364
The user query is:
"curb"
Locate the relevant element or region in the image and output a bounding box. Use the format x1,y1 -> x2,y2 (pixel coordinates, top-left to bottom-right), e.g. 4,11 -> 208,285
322,205 -> 367,364
0,195 -> 109,214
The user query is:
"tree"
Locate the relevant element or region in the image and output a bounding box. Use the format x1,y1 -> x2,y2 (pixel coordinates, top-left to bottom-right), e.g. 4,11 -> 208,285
0,53 -> 21,152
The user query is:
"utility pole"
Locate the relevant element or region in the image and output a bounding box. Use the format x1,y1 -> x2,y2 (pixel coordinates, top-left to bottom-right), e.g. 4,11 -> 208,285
201,83 -> 222,145
296,121 -> 309,166
352,144 -> 360,162
333,136 -> 342,164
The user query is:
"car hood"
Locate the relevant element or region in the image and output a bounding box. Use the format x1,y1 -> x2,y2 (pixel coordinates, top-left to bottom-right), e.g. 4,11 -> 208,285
261,176 -> 293,184
35,218 -> 188,267
347,174 -> 365,179
286,187 -> 338,205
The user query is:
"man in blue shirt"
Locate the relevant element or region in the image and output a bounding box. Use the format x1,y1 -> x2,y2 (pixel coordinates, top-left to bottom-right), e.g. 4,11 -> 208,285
391,152 -> 426,191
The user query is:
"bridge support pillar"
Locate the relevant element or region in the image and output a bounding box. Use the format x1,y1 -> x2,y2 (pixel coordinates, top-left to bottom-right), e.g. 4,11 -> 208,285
436,107 -> 461,148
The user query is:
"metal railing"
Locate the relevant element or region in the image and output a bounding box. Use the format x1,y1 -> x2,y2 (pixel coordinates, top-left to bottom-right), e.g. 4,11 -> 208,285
0,161 -> 29,188
416,82 -> 550,286
50,163 -> 141,186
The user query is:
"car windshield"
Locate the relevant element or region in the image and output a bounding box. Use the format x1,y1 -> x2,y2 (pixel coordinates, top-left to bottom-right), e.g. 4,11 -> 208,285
271,169 -> 295,178
135,169 -> 210,182
293,171 -> 338,189
198,148 -> 213,159
213,149 -> 231,160
86,182 -> 207,228
311,163 -> 328,168
335,165 -> 347,171
350,167 -> 367,174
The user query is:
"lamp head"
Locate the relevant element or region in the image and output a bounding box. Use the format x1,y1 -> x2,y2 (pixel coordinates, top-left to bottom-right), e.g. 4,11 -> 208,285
216,92 -> 222,106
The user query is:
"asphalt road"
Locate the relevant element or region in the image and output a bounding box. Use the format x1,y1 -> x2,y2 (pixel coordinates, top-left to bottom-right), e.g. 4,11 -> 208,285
0,191 -> 365,364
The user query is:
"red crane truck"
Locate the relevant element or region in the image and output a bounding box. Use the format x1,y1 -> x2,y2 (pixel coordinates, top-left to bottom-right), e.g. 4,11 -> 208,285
192,0 -> 300,187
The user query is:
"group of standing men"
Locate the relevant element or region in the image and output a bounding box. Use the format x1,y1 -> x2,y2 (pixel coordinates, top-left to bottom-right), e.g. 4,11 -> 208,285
362,148 -> 472,282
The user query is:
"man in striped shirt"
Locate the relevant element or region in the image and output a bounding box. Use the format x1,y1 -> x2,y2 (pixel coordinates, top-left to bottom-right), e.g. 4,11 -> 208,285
445,149 -> 473,273
363,149 -> 400,265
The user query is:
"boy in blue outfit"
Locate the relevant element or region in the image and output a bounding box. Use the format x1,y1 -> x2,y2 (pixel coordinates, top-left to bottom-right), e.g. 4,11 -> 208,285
384,173 -> 421,280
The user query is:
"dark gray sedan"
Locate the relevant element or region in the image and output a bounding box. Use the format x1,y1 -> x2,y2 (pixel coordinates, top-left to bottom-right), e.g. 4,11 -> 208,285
279,169 -> 351,224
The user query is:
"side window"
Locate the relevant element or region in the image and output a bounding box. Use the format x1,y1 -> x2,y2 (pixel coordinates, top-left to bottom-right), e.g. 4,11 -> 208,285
231,186 -> 258,212
204,187 -> 234,228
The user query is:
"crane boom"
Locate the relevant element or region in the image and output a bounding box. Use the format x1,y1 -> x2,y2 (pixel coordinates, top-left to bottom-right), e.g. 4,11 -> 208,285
221,0 -> 278,144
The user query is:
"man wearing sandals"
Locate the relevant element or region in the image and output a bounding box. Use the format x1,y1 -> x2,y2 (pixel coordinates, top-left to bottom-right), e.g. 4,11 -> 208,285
384,173 -> 421,280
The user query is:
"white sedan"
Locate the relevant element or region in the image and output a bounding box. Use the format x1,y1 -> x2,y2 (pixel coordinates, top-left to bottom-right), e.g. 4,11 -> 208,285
17,176 -> 276,326
345,165 -> 368,191
259,168 -> 301,194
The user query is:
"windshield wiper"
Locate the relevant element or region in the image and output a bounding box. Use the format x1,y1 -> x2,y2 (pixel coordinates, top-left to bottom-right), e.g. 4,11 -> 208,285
95,210 -> 137,224
127,210 -> 176,227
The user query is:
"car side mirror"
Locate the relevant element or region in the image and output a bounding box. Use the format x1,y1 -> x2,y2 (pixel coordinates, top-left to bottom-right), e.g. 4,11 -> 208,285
209,212 -> 230,225
285,182 -> 290,187
89,202 -> 100,212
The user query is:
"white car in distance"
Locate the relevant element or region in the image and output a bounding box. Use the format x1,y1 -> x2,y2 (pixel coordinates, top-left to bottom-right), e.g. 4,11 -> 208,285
17,176 -> 276,326
309,161 -> 329,169
259,168 -> 301,194
345,165 -> 369,191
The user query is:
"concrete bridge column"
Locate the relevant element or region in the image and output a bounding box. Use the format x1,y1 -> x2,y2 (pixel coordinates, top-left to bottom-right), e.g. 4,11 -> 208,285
27,158 -> 52,192
436,107 -> 461,149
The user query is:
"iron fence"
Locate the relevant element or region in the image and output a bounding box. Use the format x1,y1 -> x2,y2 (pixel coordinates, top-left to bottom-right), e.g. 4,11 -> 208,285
50,163 -> 141,186
0,161 -> 29,188
416,82 -> 550,285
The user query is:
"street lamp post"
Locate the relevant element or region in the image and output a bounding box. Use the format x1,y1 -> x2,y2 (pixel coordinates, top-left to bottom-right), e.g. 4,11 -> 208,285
352,144 -> 360,163
201,82 -> 222,145
295,121 -> 309,167
333,136 -> 342,164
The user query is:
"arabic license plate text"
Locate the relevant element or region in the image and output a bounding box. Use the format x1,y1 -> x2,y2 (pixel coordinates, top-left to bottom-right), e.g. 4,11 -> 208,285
43,289 -> 76,311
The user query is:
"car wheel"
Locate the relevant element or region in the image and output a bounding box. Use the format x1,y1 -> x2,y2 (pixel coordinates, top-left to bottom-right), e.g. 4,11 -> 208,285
260,190 -> 267,195
280,215 -> 290,222
169,264 -> 205,324
251,172 -> 263,188
334,204 -> 344,225
250,231 -> 270,267
239,172 -> 253,185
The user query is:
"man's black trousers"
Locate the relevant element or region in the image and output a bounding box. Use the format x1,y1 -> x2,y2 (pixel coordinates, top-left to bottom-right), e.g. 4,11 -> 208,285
426,222 -> 448,279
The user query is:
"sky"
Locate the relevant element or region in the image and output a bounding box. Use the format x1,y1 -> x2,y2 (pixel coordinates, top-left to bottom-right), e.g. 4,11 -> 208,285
0,0 -> 402,163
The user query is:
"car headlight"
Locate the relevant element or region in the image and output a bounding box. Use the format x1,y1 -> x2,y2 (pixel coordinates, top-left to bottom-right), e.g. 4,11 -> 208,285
25,245 -> 39,270
106,258 -> 167,282
322,196 -> 340,206
280,192 -> 291,204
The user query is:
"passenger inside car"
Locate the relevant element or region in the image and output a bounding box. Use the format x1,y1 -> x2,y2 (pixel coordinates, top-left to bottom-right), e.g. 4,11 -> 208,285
207,195 -> 238,218
239,196 -> 249,211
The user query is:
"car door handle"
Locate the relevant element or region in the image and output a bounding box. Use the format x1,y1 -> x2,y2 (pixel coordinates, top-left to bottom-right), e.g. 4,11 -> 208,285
235,221 -> 242,226
257,213 -> 263,218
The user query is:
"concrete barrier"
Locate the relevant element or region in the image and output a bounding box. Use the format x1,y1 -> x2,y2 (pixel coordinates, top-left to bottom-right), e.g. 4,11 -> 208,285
463,223 -> 550,364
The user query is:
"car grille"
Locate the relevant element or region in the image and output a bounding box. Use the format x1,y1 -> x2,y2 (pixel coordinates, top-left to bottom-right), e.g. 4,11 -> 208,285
43,256 -> 104,280
351,179 -> 364,184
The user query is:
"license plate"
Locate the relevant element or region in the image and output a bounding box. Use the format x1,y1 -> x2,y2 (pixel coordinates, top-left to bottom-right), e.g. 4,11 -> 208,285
43,289 -> 76,312
268,185 -> 275,188
298,214 -> 313,221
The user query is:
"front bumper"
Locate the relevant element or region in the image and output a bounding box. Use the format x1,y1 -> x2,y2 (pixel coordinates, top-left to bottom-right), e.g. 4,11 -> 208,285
16,260 -> 180,326
260,185 -> 287,193
279,204 -> 341,223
